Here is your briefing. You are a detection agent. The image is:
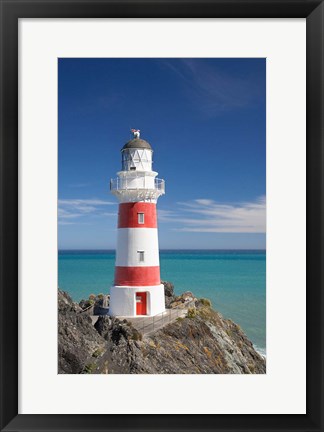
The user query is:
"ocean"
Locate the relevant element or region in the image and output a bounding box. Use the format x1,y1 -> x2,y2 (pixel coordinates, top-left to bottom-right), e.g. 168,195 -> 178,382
58,250 -> 266,355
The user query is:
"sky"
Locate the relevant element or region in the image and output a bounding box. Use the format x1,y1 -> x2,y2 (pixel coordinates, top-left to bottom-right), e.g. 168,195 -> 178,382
58,58 -> 266,249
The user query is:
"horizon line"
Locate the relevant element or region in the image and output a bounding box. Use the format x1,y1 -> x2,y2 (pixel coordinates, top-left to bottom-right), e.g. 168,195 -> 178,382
58,248 -> 266,252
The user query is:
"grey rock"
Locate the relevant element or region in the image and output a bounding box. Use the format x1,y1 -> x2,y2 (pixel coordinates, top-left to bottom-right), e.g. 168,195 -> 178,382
162,280 -> 176,308
162,280 -> 175,297
58,290 -> 106,374
58,287 -> 266,375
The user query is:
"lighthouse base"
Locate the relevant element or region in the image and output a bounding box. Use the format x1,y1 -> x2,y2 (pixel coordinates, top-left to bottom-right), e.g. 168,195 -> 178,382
109,284 -> 165,317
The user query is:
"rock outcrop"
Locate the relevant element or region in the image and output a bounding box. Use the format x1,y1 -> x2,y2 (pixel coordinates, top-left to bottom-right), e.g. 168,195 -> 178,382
58,290 -> 106,374
58,285 -> 266,374
162,280 -> 176,307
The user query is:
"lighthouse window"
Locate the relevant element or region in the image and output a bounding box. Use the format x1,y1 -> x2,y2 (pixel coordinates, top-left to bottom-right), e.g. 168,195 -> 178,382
137,251 -> 145,262
138,213 -> 145,224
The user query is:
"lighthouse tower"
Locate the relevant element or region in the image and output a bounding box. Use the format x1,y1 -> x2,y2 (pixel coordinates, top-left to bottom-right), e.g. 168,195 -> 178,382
109,130 -> 166,317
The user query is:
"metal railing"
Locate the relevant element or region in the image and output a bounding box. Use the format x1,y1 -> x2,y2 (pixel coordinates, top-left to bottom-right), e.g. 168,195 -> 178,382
131,299 -> 196,336
78,304 -> 94,315
110,177 -> 165,193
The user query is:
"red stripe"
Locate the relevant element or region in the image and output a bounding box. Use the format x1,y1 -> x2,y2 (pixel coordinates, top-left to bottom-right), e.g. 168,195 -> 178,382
118,202 -> 157,228
114,266 -> 161,286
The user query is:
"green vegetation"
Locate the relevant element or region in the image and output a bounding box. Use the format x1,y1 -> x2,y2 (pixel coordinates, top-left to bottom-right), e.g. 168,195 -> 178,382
92,348 -> 104,358
83,363 -> 97,374
79,298 -> 94,309
131,329 -> 143,341
187,307 -> 197,319
225,328 -> 233,338
199,298 -> 212,307
247,363 -> 255,373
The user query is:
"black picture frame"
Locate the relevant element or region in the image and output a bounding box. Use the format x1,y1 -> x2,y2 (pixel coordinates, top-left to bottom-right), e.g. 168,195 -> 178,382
1,1 -> 323,431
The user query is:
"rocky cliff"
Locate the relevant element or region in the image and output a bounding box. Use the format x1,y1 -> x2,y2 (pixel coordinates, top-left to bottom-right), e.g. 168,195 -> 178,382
58,290 -> 107,374
58,284 -> 266,374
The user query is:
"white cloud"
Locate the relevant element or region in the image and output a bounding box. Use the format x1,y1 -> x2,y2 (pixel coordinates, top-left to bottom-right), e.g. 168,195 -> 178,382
58,208 -> 82,219
58,199 -> 114,207
58,198 -> 115,223
161,58 -> 263,115
58,196 -> 266,233
157,209 -> 176,222
175,196 -> 266,233
101,212 -> 118,217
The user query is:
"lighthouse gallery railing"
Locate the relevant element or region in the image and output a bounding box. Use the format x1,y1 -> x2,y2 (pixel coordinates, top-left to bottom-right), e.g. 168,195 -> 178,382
110,177 -> 165,193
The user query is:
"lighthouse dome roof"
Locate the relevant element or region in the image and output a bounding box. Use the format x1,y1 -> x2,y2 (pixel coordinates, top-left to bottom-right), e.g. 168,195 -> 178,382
121,138 -> 152,151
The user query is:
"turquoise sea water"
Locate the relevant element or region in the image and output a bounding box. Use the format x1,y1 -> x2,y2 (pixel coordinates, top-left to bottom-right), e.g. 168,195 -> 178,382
58,250 -> 266,353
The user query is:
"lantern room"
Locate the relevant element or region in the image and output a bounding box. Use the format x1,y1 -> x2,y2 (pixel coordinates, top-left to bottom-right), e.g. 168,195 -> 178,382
121,138 -> 153,172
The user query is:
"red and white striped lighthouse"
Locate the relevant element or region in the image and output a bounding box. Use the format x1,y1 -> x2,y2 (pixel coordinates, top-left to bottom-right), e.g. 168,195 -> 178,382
109,130 -> 165,317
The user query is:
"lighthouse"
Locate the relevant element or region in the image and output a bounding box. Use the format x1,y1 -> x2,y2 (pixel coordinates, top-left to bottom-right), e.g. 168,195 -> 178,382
109,130 -> 166,317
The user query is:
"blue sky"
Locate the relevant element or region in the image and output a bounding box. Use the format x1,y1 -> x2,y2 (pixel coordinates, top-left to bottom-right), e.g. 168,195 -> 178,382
58,58 -> 266,249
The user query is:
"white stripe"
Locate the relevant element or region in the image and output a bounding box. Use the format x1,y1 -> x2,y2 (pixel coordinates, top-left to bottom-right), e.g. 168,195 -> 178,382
115,228 -> 160,267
